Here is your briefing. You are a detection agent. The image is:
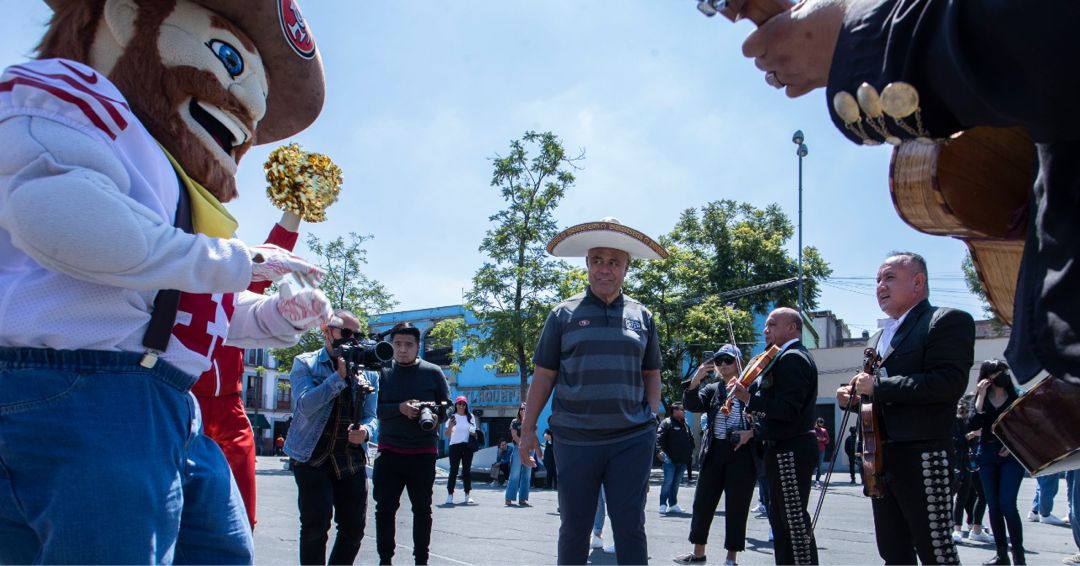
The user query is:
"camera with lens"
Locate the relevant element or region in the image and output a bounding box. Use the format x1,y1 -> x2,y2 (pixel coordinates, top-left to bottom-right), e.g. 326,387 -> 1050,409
333,337 -> 393,371
415,400 -> 449,431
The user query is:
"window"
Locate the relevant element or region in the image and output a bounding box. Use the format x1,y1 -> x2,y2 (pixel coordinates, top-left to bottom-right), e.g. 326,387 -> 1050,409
276,379 -> 292,410
245,373 -> 263,409
244,349 -> 266,368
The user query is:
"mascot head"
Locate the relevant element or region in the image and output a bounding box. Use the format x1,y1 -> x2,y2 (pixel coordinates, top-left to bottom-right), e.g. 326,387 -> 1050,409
36,0 -> 325,203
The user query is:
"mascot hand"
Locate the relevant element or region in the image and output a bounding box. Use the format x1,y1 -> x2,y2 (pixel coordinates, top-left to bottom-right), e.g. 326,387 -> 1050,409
249,243 -> 324,284
276,282 -> 332,330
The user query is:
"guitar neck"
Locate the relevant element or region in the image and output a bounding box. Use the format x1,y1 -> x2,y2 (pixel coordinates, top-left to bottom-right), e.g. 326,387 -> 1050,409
717,0 -> 793,26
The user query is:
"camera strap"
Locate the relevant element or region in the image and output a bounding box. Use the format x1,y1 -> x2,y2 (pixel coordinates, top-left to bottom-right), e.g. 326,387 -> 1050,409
140,173 -> 193,368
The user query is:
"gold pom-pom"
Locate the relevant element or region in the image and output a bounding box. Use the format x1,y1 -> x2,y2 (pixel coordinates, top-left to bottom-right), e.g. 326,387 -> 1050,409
264,143 -> 343,222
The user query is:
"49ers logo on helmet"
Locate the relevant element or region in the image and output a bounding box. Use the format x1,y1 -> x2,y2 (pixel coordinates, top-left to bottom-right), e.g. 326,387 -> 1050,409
278,0 -> 316,59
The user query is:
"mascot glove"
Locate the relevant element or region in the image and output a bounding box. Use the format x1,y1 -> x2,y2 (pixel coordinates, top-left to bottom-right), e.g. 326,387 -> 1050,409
276,282 -> 332,330
249,243 -> 324,284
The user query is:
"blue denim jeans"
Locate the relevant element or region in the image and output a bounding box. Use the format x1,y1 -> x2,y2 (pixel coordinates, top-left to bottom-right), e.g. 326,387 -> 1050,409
978,450 -> 1025,555
593,487 -> 607,535
1069,470 -> 1080,549
504,444 -> 532,502
660,460 -> 688,507
0,348 -> 253,564
1032,472 -> 1062,516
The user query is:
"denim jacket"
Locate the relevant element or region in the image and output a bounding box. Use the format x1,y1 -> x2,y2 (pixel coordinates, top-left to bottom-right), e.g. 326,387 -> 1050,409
283,348 -> 379,463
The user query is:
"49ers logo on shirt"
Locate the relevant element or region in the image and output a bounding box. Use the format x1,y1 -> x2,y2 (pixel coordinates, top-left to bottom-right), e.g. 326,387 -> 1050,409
173,292 -> 236,364
278,0 -> 316,59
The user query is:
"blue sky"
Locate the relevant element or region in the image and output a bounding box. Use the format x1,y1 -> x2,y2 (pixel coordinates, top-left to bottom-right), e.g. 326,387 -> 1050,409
4,1 -> 989,336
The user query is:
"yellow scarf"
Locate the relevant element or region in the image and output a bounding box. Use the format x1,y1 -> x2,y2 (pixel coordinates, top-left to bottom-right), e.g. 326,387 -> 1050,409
158,146 -> 238,238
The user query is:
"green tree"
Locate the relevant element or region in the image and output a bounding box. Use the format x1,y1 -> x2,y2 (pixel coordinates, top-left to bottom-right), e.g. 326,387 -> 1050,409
625,200 -> 832,402
270,233 -> 397,370
453,131 -> 584,399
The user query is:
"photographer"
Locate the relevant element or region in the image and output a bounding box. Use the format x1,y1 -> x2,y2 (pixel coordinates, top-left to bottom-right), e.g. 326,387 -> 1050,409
374,322 -> 451,565
283,310 -> 379,566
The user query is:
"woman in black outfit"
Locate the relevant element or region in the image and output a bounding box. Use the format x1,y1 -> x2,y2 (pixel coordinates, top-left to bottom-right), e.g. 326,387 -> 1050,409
674,344 -> 757,566
952,394 -> 991,543
971,360 -> 1025,565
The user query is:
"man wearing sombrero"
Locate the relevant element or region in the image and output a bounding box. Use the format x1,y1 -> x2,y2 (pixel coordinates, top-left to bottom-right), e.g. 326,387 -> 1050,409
0,1 -> 330,562
518,217 -> 667,565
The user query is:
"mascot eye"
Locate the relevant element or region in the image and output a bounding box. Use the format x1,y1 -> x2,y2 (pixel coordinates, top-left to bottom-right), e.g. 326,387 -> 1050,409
206,39 -> 244,78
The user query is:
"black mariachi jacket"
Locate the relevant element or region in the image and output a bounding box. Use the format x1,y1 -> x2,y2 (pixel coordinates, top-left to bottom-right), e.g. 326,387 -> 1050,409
746,342 -> 818,442
869,300 -> 974,443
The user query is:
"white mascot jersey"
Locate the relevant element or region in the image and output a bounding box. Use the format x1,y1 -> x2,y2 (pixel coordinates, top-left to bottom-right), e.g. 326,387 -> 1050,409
0,59 -> 294,377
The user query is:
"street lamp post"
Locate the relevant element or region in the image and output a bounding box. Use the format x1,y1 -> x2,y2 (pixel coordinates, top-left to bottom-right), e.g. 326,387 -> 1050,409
792,130 -> 808,314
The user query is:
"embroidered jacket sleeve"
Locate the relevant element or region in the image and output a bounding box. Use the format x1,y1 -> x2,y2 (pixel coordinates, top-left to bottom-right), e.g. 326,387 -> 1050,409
827,0 -> 1080,144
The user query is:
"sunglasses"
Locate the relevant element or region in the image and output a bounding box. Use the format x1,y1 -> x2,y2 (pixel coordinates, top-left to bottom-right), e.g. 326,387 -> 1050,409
715,356 -> 736,365
329,326 -> 358,339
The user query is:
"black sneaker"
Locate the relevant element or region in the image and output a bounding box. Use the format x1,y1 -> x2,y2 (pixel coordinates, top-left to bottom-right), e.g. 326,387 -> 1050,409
673,553 -> 706,564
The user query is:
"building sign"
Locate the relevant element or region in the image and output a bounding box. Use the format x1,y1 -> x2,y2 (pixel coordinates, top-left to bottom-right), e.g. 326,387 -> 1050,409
459,386 -> 520,407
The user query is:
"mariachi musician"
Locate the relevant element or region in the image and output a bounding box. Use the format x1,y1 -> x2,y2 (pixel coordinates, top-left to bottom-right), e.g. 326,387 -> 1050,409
837,252 -> 975,565
729,307 -> 819,565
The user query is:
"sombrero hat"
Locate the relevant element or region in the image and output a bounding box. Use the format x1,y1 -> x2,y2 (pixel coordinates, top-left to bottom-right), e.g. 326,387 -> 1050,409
45,0 -> 325,144
547,217 -> 668,260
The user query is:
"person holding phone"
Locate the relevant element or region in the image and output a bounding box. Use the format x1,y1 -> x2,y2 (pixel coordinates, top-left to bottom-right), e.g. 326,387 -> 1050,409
675,344 -> 757,565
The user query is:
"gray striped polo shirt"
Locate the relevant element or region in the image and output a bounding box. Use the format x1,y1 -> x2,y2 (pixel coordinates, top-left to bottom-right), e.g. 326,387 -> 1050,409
533,287 -> 662,446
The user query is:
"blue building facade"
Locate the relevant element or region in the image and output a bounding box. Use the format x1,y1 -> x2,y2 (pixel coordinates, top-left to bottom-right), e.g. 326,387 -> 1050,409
369,305 -> 553,452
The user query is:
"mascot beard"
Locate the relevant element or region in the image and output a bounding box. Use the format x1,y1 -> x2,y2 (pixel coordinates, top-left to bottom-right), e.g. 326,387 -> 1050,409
39,0 -> 267,202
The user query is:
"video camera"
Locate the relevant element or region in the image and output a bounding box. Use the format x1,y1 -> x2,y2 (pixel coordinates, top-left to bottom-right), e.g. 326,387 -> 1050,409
333,336 -> 393,371
415,401 -> 450,431
332,336 -> 392,427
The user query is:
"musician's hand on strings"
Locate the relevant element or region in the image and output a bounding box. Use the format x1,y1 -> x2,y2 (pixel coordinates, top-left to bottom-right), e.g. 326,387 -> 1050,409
727,378 -> 750,403
733,429 -> 754,451
741,0 -> 847,98
853,372 -> 875,396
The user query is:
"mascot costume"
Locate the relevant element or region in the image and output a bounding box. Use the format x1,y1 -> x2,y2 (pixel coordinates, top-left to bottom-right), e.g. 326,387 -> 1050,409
0,0 -> 331,562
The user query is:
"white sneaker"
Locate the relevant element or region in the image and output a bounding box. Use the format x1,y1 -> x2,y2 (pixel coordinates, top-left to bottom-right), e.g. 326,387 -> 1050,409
1042,513 -> 1068,526
659,504 -> 668,514
603,543 -> 616,554
445,494 -> 454,505
1027,510 -> 1040,522
1062,552 -> 1080,565
591,534 -> 604,549
752,504 -> 767,514
952,531 -> 964,543
969,530 -> 993,543
669,504 -> 684,514
463,494 -> 476,505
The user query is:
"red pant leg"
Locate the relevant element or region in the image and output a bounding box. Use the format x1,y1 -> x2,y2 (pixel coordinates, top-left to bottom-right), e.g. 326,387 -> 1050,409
197,393 -> 257,529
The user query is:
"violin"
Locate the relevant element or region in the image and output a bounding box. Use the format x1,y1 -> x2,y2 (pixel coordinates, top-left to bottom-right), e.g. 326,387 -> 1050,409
721,343 -> 780,415
855,347 -> 885,498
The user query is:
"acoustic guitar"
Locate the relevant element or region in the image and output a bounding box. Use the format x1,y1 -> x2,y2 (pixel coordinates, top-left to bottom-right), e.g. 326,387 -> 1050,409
699,0 -> 1035,325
